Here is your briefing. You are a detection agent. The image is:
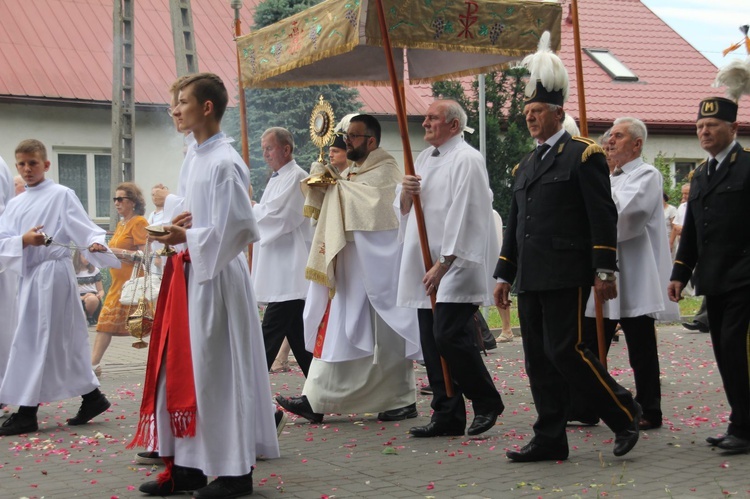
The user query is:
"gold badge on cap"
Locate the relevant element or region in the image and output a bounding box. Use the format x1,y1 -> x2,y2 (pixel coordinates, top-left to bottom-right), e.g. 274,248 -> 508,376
701,99 -> 719,117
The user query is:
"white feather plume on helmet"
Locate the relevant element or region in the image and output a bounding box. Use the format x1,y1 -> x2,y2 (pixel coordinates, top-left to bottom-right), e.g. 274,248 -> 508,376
520,31 -> 569,104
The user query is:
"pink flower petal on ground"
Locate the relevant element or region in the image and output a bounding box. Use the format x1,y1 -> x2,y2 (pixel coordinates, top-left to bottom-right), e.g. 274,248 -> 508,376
127,485 -> 136,491
426,482 -> 435,490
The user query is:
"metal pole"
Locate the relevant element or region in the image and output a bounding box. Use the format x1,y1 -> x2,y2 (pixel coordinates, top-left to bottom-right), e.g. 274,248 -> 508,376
571,0 -> 606,367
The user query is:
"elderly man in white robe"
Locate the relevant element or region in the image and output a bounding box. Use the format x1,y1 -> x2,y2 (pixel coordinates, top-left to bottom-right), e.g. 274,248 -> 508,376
398,100 -> 504,438
276,114 -> 420,423
572,117 -> 679,430
0,140 -> 118,436
132,73 -> 279,499
252,127 -> 313,377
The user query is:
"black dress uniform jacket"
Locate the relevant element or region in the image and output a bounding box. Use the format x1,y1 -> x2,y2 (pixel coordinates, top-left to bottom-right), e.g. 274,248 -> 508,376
494,131 -> 618,289
671,142 -> 750,295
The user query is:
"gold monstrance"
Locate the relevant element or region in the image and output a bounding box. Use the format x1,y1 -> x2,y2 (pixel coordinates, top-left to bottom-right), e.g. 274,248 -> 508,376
306,95 -> 340,186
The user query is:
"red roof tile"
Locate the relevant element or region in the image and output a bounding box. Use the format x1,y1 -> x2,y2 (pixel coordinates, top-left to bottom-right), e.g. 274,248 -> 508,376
558,0 -> 750,129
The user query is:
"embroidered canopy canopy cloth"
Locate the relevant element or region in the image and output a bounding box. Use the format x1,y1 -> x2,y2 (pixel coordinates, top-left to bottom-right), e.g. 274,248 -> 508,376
236,0 -> 562,88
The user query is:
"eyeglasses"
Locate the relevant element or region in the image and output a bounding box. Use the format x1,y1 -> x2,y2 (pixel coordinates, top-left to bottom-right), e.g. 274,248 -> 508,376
113,197 -> 132,203
343,133 -> 372,142
166,107 -> 174,117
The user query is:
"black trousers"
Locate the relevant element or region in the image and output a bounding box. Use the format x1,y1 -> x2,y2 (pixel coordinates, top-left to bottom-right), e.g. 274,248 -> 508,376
418,303 -> 503,429
517,287 -> 637,451
262,300 -> 312,377
706,285 -> 750,439
578,315 -> 661,422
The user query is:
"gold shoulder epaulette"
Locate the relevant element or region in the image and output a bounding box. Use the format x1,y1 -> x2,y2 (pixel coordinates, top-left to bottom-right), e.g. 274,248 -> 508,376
511,164 -> 519,177
580,143 -> 605,163
571,136 -> 597,146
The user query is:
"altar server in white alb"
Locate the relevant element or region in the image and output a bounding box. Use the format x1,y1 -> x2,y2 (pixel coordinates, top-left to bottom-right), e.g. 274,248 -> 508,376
252,127 -> 313,376
0,154 -> 19,410
276,114 -> 420,423
398,99 -> 504,438
573,118 -> 679,429
0,139 -> 118,436
131,73 -> 279,499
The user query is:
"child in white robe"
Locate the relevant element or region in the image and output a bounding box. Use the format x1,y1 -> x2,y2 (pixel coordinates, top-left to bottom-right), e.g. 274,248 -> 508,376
0,139 -> 118,436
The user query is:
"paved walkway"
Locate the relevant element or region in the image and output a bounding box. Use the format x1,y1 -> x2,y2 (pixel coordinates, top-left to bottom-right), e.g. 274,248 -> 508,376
0,325 -> 748,498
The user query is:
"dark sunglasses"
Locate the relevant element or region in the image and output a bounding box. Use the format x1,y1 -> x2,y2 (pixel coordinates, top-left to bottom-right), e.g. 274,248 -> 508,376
113,196 -> 132,203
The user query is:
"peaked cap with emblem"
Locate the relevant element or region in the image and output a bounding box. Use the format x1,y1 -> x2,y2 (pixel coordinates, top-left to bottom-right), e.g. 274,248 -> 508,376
521,31 -> 569,107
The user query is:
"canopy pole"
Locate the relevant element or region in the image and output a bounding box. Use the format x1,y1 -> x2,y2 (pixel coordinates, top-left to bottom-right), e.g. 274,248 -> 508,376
571,0 -> 605,368
232,1 -> 254,271
233,5 -> 250,170
373,0 -> 453,397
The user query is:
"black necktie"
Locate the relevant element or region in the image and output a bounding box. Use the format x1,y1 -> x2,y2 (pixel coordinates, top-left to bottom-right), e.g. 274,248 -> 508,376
431,148 -> 440,157
707,158 -> 718,177
531,144 -> 550,176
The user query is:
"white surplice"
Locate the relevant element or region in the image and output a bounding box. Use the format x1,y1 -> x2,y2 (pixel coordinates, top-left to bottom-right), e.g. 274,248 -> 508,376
0,156 -> 18,387
251,160 -> 311,303
0,179 -> 119,406
152,133 -> 279,477
396,135 -> 498,308
300,151 -> 419,414
585,159 -> 680,321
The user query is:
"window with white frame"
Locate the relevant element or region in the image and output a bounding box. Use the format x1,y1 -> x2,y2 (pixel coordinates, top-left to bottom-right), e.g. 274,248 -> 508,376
56,151 -> 112,220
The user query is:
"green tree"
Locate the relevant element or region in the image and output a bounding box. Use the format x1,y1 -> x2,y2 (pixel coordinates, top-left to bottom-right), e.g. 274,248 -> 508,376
652,151 -> 681,207
431,68 -> 533,219
223,0 -> 361,200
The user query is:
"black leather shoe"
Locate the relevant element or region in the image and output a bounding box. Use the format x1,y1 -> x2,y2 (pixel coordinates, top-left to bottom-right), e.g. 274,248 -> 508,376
409,421 -> 464,438
717,434 -> 750,453
139,464 -> 207,496
506,441 -> 568,462
276,395 -> 324,424
613,404 -> 641,457
193,472 -> 254,499
67,394 -> 111,426
0,413 -> 39,436
378,403 -> 418,421
567,416 -> 600,426
682,321 -> 709,333
638,418 -> 662,431
467,405 -> 504,436
706,433 -> 727,446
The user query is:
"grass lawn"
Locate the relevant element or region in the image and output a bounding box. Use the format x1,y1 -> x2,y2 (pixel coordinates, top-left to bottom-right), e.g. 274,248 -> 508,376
484,295 -> 702,329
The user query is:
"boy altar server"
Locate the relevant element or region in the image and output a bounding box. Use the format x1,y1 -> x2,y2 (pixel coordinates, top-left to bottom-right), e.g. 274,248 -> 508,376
0,139 -> 118,435
131,73 -> 279,499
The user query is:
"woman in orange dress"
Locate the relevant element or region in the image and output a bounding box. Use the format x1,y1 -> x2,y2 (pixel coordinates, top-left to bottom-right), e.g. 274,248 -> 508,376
91,182 -> 149,376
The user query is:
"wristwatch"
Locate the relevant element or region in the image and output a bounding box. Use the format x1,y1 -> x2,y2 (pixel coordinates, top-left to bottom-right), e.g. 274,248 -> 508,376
597,271 -> 616,282
439,255 -> 453,268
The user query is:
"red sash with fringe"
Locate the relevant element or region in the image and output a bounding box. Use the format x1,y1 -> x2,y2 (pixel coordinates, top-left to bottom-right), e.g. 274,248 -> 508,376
128,250 -> 197,450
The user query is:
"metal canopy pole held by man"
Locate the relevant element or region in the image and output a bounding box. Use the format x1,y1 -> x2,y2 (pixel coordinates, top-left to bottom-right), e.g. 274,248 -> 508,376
373,0 -> 454,397
571,0 -> 606,367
